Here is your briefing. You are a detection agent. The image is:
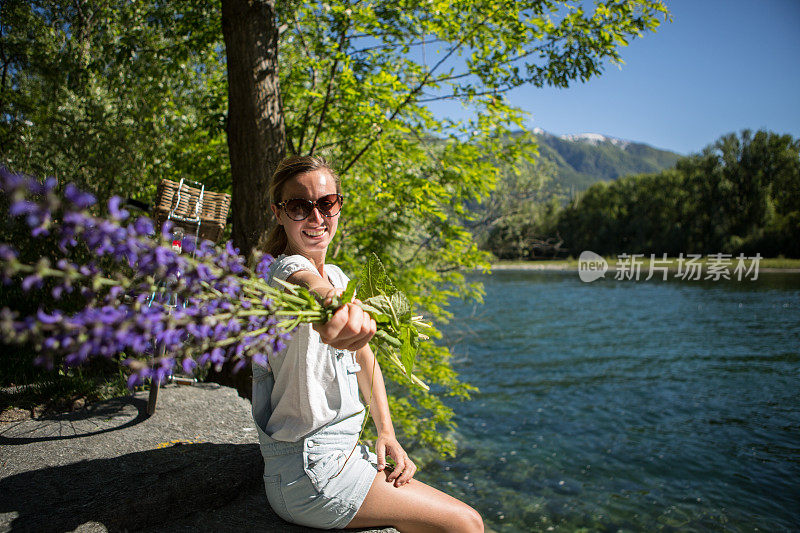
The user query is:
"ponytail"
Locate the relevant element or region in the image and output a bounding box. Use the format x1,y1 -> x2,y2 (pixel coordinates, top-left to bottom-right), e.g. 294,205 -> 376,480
263,224 -> 288,257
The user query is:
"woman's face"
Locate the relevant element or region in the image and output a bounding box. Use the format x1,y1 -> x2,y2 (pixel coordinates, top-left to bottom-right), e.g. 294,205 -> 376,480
271,169 -> 340,259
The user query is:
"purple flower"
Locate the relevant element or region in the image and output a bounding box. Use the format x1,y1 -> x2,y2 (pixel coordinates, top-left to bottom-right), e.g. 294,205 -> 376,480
9,200 -> 37,217
64,183 -> 96,209
0,244 -> 18,261
182,358 -> 197,374
134,216 -> 154,237
108,196 -> 129,221
1,176 -> 313,389
43,177 -> 58,193
256,254 -> 274,280
36,309 -> 63,324
210,347 -> 225,365
196,263 -> 213,281
272,337 -> 287,353
127,373 -> 142,388
160,220 -> 175,240
0,167 -> 26,190
252,353 -> 268,368
108,285 -> 124,299
21,274 -> 43,291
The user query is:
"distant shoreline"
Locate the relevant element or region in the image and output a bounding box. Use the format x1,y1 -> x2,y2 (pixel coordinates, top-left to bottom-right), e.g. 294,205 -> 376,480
486,258 -> 800,274
488,263 -> 800,274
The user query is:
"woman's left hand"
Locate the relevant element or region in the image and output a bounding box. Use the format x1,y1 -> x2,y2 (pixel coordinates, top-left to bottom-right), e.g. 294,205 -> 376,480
376,434 -> 417,487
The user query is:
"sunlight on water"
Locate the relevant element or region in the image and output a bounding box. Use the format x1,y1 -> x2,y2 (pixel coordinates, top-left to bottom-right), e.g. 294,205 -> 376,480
420,271 -> 800,532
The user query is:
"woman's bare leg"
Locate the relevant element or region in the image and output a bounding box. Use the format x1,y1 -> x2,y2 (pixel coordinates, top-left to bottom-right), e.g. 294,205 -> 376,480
346,470 -> 484,533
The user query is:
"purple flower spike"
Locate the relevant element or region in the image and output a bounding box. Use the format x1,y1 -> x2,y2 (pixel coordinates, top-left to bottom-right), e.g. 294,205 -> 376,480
127,373 -> 142,388
256,254 -> 274,280
134,216 -> 154,237
64,183 -> 96,209
196,263 -> 213,281
108,196 -> 129,221
2,176 -> 325,387
252,353 -> 268,368
182,358 -> 197,374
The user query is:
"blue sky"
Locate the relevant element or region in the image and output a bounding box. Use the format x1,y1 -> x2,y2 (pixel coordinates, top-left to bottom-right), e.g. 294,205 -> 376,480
436,1 -> 800,155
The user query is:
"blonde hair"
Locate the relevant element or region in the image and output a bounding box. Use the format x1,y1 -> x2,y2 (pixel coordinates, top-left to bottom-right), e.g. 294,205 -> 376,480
263,155 -> 341,257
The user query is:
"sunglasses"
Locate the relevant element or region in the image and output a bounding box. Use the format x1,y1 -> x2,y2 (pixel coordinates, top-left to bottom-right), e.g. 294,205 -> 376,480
277,193 -> 344,221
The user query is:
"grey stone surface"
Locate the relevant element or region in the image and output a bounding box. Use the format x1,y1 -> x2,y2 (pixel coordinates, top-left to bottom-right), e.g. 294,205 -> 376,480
0,384 -> 396,533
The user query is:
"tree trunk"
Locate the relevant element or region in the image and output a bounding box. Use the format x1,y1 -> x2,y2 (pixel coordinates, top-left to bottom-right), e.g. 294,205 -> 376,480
221,0 -> 285,260
216,0 -> 285,399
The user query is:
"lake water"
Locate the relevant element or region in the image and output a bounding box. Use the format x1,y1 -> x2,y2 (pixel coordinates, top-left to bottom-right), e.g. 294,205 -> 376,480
419,270 -> 800,532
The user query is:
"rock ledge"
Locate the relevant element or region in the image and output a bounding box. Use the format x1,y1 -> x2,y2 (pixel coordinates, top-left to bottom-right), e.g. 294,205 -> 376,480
0,384 -> 395,532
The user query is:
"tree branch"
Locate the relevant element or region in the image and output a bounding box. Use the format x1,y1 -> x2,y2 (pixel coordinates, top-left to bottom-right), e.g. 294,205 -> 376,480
417,84 -> 517,103
308,18 -> 351,154
350,37 -> 445,55
292,9 -> 319,153
340,9 -> 498,174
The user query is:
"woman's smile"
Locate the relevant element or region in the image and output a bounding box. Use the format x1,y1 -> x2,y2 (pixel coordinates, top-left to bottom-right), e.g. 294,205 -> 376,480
303,227 -> 327,238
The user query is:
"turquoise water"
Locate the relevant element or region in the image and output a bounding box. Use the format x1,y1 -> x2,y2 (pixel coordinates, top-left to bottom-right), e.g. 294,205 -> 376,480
421,270 -> 800,532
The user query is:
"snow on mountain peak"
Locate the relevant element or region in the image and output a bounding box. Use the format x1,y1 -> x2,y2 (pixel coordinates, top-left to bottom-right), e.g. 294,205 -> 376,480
558,132 -> 630,149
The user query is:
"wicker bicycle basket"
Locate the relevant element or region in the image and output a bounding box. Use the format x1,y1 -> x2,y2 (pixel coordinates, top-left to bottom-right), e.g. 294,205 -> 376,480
153,179 -> 231,243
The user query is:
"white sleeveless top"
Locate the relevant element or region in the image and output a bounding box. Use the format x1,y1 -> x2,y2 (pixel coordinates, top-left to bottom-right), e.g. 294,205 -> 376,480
255,254 -> 362,441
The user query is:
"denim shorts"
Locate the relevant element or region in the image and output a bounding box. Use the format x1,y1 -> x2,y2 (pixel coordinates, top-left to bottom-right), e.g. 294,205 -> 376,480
260,429 -> 378,529
253,363 -> 378,529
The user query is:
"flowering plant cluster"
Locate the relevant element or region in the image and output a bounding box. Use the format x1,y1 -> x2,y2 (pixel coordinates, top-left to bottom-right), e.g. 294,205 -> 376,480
0,167 -> 428,389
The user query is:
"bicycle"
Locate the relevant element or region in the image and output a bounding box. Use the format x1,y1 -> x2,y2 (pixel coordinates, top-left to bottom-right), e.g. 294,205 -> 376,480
125,178 -> 231,415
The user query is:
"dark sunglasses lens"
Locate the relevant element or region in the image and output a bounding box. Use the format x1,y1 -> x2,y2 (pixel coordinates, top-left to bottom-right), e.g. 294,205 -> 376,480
285,199 -> 313,220
317,194 -> 342,216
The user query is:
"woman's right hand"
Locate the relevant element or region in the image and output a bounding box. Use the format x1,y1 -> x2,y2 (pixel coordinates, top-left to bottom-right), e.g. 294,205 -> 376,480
313,298 -> 376,351
286,270 -> 376,351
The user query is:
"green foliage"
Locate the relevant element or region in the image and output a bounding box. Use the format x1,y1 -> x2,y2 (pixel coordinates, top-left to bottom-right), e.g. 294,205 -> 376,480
353,254 -> 429,389
2,0 -> 670,456
468,130 -> 679,260
555,130 -> 800,257
0,0 -> 229,203
0,366 -> 129,414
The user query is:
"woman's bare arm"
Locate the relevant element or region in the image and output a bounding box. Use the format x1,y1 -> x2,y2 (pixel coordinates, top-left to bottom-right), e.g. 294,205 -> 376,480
355,344 -> 417,486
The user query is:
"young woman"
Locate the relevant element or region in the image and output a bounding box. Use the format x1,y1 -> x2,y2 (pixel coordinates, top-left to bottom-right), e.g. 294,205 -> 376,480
252,155 -> 484,532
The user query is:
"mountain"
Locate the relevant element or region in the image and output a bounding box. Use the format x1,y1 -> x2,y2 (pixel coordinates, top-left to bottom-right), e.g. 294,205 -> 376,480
527,129 -> 681,193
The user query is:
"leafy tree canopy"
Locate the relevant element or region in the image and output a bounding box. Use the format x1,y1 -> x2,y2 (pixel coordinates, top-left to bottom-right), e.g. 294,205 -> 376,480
1,0 -> 669,455
555,130 -> 800,258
